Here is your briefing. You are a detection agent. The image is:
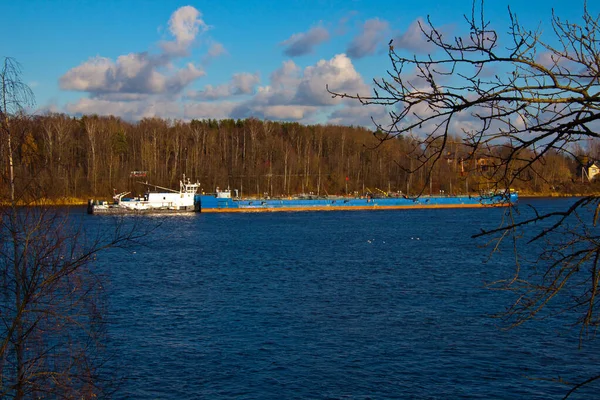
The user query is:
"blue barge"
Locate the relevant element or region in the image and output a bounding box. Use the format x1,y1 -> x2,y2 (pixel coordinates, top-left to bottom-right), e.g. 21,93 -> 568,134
194,189 -> 518,212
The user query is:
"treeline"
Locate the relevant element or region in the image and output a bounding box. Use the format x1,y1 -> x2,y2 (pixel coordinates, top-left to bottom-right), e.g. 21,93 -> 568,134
1,114 -> 593,201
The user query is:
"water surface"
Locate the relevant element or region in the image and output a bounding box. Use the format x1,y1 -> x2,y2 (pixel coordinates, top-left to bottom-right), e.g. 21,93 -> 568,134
84,198 -> 598,399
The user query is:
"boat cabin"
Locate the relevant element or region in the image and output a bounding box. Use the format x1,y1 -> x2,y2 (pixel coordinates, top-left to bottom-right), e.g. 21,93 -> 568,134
216,187 -> 232,199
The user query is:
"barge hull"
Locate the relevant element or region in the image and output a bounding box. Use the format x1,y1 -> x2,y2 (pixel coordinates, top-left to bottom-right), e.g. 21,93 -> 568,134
91,208 -> 195,215
88,202 -> 196,215
198,203 -> 510,213
195,193 -> 518,212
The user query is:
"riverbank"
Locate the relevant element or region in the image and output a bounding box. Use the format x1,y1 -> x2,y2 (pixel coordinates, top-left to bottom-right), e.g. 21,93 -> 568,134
517,192 -> 600,198
1,197 -> 89,207
26,192 -> 600,207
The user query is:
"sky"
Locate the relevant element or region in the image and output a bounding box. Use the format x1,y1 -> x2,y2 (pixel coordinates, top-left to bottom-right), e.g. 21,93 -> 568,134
1,0 -> 594,127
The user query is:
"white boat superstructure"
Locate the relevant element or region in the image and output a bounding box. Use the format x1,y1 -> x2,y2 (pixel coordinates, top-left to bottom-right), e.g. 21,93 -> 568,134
88,178 -> 201,214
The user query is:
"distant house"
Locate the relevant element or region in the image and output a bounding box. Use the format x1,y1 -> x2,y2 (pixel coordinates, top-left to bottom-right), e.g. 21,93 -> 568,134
587,162 -> 600,181
476,157 -> 491,172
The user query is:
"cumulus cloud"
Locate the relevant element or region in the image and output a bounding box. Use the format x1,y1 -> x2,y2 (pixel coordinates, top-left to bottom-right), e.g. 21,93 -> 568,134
281,26 -> 330,57
392,17 -> 457,55
346,18 -> 389,59
392,18 -> 433,53
227,54 -> 370,121
260,105 -> 317,120
166,63 -> 205,93
295,54 -> 369,105
535,51 -> 584,75
60,54 -> 166,94
270,61 -> 301,90
231,73 -> 260,94
207,42 -> 226,57
536,52 -> 560,68
252,54 -> 367,108
184,101 -> 238,120
60,5 -> 208,105
202,42 -> 227,64
92,93 -> 151,102
230,101 -> 318,121
187,72 -> 260,100
200,41 -> 228,65
189,85 -> 230,100
328,104 -> 389,127
65,97 -> 184,121
160,6 -> 209,56
60,54 -> 204,95
513,112 -> 527,130
61,10 -> 376,127
233,104 -> 318,121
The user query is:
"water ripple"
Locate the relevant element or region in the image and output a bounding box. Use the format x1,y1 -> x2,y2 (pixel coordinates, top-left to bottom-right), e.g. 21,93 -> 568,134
86,201 -> 599,399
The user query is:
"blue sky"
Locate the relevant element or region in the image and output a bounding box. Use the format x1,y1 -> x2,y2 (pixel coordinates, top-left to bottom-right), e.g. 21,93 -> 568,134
1,0 -> 593,126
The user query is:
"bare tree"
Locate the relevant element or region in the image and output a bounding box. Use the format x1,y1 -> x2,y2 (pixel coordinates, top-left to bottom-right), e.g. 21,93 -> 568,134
330,1 -> 600,397
0,209 -> 142,399
1,58 -> 34,204
331,1 -> 599,186
0,57 -> 142,398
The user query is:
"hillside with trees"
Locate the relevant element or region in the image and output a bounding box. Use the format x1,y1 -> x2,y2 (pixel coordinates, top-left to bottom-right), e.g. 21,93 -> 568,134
2,113 -> 597,202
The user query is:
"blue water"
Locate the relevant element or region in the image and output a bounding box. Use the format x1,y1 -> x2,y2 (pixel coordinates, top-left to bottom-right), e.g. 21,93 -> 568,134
83,198 -> 599,399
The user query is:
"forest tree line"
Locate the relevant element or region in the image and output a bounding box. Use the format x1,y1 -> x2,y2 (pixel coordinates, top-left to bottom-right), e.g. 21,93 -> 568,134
2,113 -> 598,202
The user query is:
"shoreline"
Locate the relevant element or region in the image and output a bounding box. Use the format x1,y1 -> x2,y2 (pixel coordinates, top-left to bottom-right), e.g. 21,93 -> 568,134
8,192 -> 600,207
518,193 -> 600,198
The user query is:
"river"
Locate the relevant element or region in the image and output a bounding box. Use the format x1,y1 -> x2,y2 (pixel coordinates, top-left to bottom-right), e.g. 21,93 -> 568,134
81,198 -> 598,399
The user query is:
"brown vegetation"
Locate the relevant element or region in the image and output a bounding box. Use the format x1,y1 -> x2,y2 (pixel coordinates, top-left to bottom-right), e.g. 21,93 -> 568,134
3,113 -> 597,203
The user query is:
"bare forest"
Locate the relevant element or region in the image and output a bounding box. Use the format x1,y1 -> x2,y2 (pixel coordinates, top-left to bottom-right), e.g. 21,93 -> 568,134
3,113 -> 597,202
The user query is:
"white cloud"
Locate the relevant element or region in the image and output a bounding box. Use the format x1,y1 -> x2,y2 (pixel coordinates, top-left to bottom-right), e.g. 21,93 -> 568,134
160,6 -> 208,56
270,61 -> 301,91
207,42 -> 226,57
60,6 -> 206,103
295,53 -> 369,105
346,18 -> 389,59
392,18 -> 434,54
202,41 -> 228,64
226,54 -> 371,122
166,63 -> 205,93
92,93 -> 151,102
328,103 -> 388,127
184,101 -> 238,120
187,72 -> 260,100
535,51 -> 583,75
241,54 -> 368,110
60,56 -> 115,92
60,10 -> 377,127
258,105 -> 317,120
188,85 -> 231,100
513,112 -> 527,130
60,54 -> 203,95
281,26 -> 330,57
231,73 -> 260,94
65,97 -> 183,120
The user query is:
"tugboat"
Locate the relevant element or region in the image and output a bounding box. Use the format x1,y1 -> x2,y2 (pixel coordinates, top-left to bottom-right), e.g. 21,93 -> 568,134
88,177 -> 201,215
